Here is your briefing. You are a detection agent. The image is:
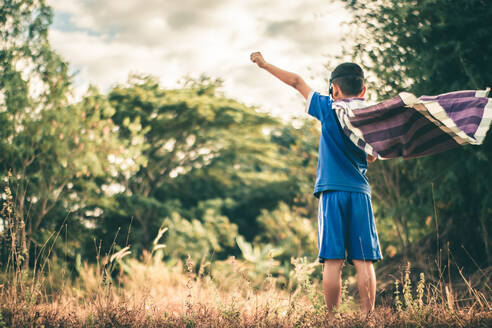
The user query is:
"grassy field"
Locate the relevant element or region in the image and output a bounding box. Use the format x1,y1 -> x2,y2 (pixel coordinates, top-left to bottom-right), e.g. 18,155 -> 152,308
1,248 -> 491,328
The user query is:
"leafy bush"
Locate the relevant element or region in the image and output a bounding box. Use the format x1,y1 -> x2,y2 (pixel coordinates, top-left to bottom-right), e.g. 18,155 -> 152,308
255,203 -> 317,263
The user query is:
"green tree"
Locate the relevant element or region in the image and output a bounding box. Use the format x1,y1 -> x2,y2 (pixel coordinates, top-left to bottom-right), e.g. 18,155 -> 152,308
255,202 -> 317,263
99,75 -> 293,255
0,0 -> 140,269
341,0 -> 492,97
162,200 -> 238,262
269,120 -> 320,219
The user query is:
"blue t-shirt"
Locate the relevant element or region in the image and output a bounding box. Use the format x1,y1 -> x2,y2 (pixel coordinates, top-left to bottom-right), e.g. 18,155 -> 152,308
306,91 -> 371,197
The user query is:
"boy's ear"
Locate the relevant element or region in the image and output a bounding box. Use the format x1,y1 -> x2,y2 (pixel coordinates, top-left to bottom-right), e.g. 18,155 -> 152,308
359,85 -> 367,98
332,83 -> 342,99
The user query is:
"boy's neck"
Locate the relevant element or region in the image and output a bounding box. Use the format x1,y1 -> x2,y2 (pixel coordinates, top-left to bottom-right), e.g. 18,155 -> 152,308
334,95 -> 365,101
337,97 -> 365,103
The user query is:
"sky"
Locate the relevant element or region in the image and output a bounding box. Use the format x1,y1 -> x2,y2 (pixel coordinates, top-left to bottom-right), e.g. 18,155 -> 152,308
47,0 -> 351,119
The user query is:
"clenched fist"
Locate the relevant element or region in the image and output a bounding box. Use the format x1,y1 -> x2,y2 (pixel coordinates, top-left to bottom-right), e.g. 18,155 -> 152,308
250,51 -> 267,68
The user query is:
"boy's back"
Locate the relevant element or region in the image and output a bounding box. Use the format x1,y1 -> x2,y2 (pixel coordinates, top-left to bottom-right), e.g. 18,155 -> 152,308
306,92 -> 371,197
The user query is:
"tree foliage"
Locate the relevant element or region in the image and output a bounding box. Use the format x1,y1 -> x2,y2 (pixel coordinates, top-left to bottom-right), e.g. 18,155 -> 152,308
0,0 -> 140,268
342,0 -> 492,97
91,74 -> 304,260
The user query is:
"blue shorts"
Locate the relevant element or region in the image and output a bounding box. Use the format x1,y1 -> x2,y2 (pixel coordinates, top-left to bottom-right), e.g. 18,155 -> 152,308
317,191 -> 382,264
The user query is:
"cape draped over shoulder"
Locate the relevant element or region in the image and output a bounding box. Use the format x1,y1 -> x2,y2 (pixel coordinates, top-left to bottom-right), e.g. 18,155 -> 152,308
333,88 -> 492,159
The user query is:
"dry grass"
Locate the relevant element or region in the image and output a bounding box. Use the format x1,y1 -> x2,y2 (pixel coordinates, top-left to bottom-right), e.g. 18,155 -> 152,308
1,185 -> 491,327
1,250 -> 491,328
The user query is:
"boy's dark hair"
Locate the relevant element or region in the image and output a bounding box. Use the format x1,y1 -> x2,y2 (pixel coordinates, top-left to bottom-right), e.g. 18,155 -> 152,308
330,62 -> 364,97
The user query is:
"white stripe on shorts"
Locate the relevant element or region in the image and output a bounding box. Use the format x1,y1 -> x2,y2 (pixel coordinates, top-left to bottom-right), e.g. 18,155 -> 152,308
318,192 -> 324,250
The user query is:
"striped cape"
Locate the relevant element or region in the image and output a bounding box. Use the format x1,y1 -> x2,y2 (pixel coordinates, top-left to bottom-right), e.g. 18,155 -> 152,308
333,88 -> 492,159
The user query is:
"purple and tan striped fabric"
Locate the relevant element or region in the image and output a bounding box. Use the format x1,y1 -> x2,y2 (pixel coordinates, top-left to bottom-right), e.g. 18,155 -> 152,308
333,89 -> 492,159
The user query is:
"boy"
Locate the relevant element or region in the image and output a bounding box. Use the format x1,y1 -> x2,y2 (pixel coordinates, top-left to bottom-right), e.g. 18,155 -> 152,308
250,52 -> 382,318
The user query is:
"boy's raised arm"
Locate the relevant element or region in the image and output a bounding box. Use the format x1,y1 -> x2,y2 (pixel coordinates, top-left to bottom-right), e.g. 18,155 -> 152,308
250,52 -> 312,100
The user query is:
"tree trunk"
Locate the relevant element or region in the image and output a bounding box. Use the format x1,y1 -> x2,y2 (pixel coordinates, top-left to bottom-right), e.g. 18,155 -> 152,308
479,215 -> 490,265
134,213 -> 150,246
393,216 -> 408,258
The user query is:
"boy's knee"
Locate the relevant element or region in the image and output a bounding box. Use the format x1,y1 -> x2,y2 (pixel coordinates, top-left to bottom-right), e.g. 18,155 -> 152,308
323,259 -> 345,270
352,259 -> 374,271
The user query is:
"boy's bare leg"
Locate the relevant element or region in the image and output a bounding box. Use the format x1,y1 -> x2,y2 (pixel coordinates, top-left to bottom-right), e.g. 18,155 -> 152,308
353,260 -> 376,316
322,259 -> 344,318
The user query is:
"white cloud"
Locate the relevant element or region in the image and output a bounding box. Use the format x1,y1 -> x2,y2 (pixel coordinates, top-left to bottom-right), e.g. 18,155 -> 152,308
47,0 -> 351,118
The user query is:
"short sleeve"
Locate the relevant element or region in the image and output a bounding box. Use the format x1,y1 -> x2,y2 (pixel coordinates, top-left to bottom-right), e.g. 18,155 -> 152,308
306,91 -> 332,122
